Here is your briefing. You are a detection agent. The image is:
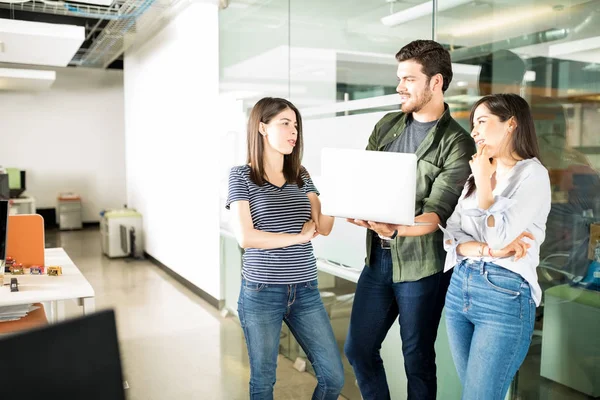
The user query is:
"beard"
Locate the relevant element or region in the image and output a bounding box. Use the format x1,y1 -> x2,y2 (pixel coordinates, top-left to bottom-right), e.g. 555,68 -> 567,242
400,84 -> 433,114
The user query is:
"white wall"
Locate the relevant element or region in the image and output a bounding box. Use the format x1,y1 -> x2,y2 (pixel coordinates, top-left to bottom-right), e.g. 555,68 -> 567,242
0,67 -> 126,222
124,1 -> 221,300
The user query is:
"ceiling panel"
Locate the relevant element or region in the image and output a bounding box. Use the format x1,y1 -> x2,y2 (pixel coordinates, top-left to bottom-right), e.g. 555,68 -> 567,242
0,18 -> 84,67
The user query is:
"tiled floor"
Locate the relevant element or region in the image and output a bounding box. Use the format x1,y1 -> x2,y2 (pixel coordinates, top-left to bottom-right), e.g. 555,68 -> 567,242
41,228 -> 598,400
47,228 -> 343,400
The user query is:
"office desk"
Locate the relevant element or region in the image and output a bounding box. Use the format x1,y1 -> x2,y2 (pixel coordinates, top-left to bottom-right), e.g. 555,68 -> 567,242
0,248 -> 95,322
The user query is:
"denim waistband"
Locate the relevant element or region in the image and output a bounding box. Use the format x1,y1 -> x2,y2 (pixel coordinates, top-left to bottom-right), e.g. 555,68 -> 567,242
459,259 -> 524,281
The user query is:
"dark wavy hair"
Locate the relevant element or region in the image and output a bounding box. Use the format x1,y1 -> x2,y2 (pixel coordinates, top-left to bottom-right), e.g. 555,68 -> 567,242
465,93 -> 541,198
395,40 -> 453,92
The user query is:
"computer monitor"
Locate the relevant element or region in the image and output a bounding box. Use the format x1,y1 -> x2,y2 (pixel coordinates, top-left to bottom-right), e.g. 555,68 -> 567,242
8,169 -> 26,198
0,310 -> 126,400
0,200 -> 8,262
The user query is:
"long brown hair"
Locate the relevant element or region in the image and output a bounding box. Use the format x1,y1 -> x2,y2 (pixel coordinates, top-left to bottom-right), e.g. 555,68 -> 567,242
246,97 -> 304,187
465,93 -> 541,198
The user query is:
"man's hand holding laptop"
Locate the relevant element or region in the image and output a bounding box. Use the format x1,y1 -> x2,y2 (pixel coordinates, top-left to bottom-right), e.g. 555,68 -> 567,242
347,219 -> 396,237
346,212 -> 441,238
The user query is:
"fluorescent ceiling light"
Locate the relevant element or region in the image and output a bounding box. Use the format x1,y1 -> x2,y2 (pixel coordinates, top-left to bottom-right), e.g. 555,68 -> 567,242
0,19 -> 84,67
381,0 -> 472,27
450,7 -> 552,37
0,68 -> 56,91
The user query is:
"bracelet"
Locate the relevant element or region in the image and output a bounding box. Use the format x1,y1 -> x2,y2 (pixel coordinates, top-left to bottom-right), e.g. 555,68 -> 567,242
488,246 -> 493,257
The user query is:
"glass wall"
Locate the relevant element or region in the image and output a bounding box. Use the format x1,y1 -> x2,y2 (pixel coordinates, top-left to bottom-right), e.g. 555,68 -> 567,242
220,0 -> 600,399
441,1 -> 600,399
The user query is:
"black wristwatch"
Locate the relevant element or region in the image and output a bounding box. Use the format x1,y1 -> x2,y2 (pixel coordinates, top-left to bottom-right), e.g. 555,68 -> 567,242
390,229 -> 398,240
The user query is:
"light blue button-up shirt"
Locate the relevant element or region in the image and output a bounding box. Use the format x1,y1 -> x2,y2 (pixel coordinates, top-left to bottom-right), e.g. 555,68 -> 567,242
440,158 -> 551,305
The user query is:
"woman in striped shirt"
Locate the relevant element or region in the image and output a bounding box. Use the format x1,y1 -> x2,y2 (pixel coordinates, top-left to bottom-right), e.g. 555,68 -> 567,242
226,97 -> 344,400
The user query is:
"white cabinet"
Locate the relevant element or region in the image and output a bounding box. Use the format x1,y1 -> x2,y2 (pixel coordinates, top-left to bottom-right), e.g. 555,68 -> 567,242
57,197 -> 82,230
100,209 -> 143,258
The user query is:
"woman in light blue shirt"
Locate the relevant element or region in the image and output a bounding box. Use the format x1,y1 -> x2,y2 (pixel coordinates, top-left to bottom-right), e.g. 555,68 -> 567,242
441,93 -> 551,400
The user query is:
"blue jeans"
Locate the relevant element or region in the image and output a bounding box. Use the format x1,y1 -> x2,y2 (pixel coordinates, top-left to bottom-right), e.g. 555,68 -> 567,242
445,260 -> 535,400
238,278 -> 344,400
344,241 -> 451,400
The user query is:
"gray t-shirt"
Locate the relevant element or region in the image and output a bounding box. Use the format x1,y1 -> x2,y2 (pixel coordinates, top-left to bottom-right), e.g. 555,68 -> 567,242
385,116 -> 438,154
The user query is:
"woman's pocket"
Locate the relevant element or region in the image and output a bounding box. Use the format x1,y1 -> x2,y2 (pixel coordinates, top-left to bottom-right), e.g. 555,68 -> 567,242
304,279 -> 319,290
483,271 -> 522,297
471,267 -> 525,317
242,279 -> 266,292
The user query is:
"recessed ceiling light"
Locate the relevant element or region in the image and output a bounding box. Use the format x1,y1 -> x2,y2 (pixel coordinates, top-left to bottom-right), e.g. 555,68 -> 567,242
382,0 -> 472,27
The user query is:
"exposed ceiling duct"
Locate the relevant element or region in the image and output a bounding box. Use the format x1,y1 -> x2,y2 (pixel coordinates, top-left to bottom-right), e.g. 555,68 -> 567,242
0,0 -> 182,68
71,0 -> 159,68
0,0 -> 132,19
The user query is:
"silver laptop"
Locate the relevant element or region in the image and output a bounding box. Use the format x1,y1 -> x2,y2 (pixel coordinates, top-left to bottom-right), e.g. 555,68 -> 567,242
320,148 -> 429,226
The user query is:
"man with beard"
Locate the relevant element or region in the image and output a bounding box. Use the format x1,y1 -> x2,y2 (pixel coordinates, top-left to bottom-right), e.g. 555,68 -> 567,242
344,40 -> 476,400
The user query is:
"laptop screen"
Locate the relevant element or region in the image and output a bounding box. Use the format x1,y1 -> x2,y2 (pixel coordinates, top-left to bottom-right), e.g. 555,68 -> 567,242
0,310 -> 126,400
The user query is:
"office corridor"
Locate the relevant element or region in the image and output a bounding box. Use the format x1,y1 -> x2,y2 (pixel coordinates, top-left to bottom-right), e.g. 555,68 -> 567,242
48,227 -> 335,400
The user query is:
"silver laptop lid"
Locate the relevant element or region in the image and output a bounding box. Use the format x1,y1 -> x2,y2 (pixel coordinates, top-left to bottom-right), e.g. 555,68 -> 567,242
320,148 -> 418,225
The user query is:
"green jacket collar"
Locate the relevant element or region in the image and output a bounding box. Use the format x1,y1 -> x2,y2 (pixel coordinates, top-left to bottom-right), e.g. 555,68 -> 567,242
378,103 -> 453,159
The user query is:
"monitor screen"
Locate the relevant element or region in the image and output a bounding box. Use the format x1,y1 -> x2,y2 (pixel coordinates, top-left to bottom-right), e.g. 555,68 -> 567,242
8,170 -> 26,198
0,310 -> 126,400
0,200 -> 8,260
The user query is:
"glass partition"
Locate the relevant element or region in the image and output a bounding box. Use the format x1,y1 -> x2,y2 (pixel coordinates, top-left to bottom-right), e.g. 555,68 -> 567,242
220,1 -> 600,398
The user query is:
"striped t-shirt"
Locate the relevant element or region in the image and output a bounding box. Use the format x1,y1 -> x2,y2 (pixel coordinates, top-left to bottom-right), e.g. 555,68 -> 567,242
226,165 -> 319,284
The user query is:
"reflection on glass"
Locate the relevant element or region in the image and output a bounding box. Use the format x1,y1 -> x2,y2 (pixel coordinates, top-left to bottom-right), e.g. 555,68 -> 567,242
279,273 -> 361,399
442,1 -> 600,398
219,0 -> 290,113
220,0 -> 600,398
289,0 -> 434,109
